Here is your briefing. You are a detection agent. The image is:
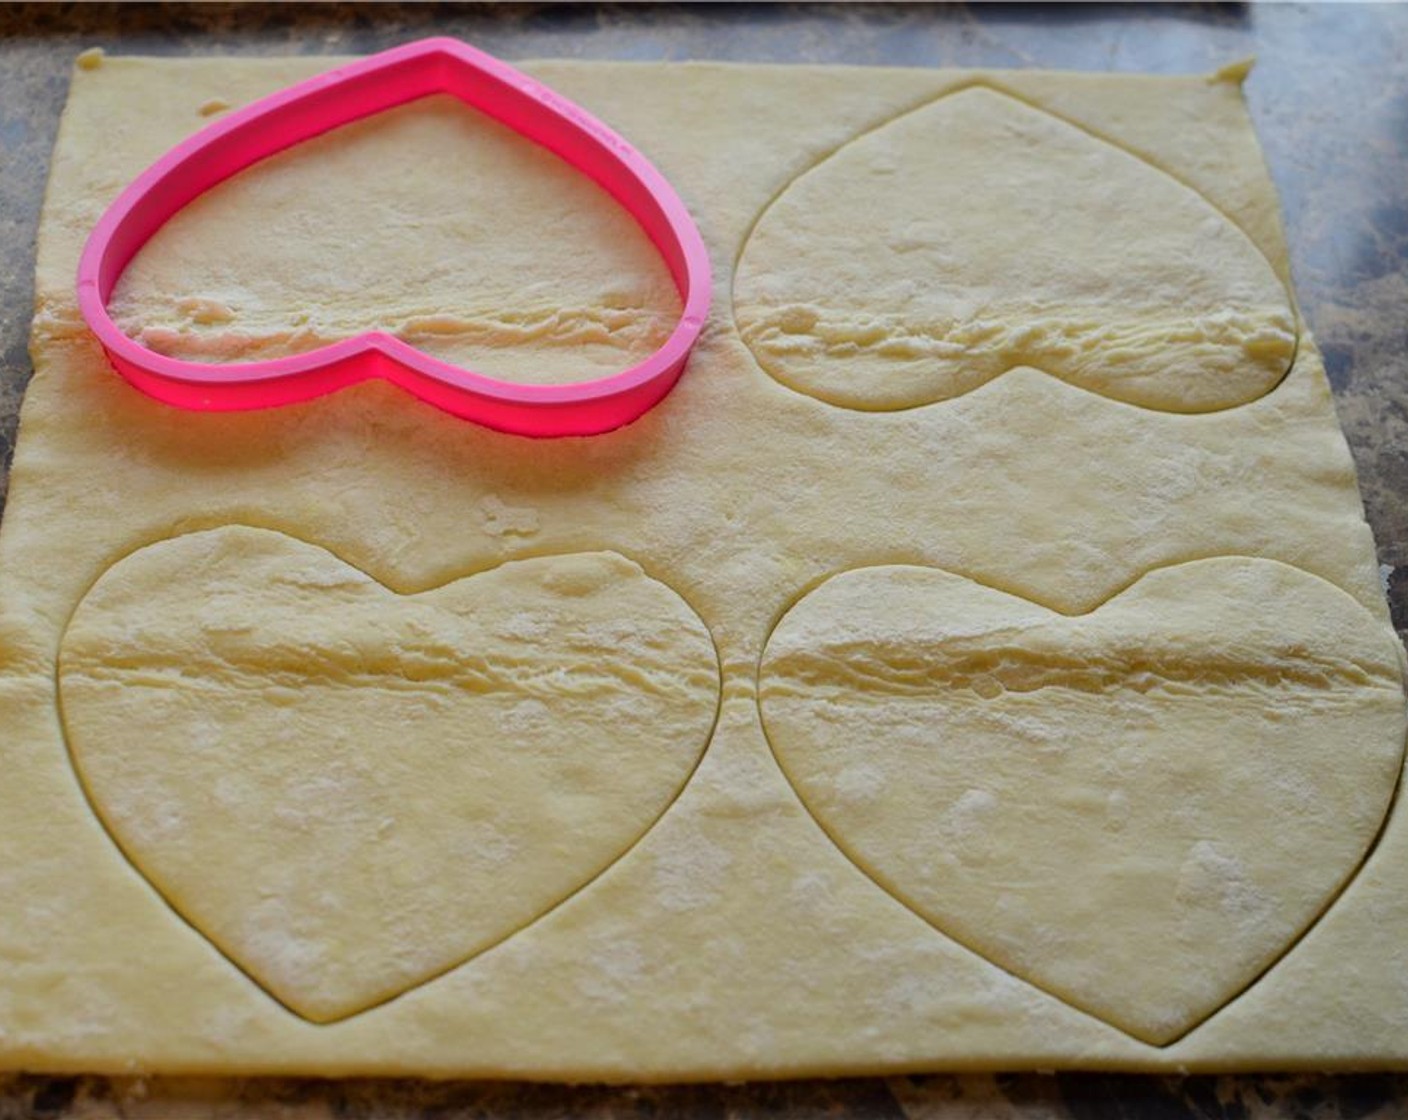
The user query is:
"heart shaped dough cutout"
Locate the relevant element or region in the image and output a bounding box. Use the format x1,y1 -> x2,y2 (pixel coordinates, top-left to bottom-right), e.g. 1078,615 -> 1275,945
58,527 -> 720,1022
759,558 -> 1406,1045
107,95 -> 682,387
734,86 -> 1296,413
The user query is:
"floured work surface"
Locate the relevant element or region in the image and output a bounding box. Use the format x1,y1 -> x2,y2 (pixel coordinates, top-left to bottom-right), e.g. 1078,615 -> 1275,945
1,53 -> 1406,1078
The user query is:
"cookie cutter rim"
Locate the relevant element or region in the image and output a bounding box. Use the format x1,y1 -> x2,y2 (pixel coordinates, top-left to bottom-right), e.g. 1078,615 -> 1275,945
75,36 -> 712,437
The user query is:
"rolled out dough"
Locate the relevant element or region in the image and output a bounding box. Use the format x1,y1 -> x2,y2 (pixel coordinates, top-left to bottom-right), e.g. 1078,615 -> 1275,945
0,51 -> 1405,1078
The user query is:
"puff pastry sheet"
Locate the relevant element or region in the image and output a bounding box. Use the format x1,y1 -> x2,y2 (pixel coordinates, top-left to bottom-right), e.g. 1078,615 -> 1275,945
2,54 -> 1406,1078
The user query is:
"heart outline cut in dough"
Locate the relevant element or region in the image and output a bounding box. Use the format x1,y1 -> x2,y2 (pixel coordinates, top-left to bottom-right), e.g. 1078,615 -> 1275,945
758,557 -> 1407,1045
734,85 -> 1298,415
57,526 -> 722,1022
77,38 -> 711,436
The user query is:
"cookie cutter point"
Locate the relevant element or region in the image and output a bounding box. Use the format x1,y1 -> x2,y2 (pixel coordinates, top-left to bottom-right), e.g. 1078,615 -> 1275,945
75,37 -> 712,437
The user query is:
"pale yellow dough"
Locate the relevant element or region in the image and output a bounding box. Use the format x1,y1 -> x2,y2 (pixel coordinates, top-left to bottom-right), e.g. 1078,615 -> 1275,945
735,85 -> 1296,413
1,53 -> 1406,1078
105,95 -> 680,383
761,559 -> 1405,1045
59,529 -> 720,1023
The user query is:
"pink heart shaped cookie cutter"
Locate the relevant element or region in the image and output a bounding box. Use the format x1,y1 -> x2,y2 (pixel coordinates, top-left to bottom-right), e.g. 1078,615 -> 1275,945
76,37 -> 711,437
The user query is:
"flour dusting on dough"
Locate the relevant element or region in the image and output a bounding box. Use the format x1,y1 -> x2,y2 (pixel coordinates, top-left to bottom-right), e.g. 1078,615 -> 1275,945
832,762 -> 886,804
652,821 -> 734,913
576,934 -> 648,1006
1176,841 -> 1275,936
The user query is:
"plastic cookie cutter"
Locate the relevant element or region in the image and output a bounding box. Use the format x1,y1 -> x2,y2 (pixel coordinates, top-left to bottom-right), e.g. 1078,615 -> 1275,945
75,37 -> 712,437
